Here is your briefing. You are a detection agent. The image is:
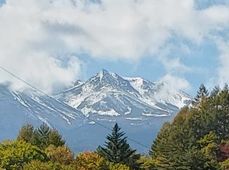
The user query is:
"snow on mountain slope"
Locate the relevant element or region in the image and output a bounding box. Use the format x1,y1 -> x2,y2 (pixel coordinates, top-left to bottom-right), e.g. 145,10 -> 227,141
126,77 -> 191,109
0,83 -> 84,136
0,70 -> 192,153
58,69 -> 192,118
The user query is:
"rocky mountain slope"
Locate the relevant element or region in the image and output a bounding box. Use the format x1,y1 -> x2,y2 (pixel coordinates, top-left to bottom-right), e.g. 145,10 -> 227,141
0,70 -> 192,152
58,69 -> 191,119
0,83 -> 84,139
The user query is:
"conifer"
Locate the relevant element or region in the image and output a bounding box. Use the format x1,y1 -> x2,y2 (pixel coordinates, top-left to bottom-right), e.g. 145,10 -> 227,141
98,123 -> 140,169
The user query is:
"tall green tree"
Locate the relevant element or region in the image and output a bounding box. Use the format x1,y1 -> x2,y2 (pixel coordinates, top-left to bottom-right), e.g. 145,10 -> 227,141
194,84 -> 209,105
48,129 -> 66,147
210,86 -> 220,97
17,123 -> 65,149
97,123 -> 140,169
150,85 -> 229,169
33,123 -> 65,149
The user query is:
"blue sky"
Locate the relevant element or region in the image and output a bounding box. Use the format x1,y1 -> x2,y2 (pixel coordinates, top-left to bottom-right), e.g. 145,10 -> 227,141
0,0 -> 229,95
81,38 -> 219,95
0,0 -> 4,6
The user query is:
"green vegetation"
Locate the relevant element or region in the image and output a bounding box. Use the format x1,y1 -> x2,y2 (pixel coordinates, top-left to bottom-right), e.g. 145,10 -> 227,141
17,123 -> 65,149
150,84 -> 229,169
0,140 -> 47,169
97,123 -> 140,169
0,123 -> 141,170
0,84 -> 228,169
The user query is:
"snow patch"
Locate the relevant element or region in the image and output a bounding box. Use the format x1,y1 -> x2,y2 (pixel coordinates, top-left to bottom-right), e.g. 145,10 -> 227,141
126,117 -> 143,121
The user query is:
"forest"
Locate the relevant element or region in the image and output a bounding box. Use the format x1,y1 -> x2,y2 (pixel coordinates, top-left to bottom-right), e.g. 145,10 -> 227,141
0,84 -> 228,170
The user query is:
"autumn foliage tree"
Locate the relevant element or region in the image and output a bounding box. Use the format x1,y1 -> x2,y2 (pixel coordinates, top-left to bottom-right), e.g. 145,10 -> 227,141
0,140 -> 47,169
45,145 -> 74,165
74,152 -> 107,170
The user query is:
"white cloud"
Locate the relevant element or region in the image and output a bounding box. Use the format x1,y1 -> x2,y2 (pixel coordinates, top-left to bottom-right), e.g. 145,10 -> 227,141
0,0 -> 82,93
160,74 -> 190,91
42,0 -> 229,59
161,57 -> 191,73
0,53 -> 81,93
155,74 -> 190,101
157,43 -> 192,74
216,39 -> 229,86
0,0 -> 229,92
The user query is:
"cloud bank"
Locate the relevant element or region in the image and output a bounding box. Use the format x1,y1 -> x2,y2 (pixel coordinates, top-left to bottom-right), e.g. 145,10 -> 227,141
0,0 -> 229,92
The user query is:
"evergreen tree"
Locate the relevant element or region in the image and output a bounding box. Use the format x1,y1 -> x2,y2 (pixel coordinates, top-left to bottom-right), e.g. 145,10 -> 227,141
18,123 -> 65,149
223,83 -> 229,91
150,85 -> 229,169
33,123 -> 51,148
34,123 -> 65,149
194,84 -> 209,105
48,129 -> 65,147
97,123 -> 140,169
210,86 -> 220,97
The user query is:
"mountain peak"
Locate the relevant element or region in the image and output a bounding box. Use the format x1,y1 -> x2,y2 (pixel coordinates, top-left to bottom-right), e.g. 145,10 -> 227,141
59,70 -> 192,117
74,80 -> 84,87
101,69 -> 109,74
97,69 -> 117,81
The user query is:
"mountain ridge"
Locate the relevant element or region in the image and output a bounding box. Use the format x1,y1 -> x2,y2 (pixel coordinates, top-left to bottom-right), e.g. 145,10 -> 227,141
0,70 -> 192,152
58,69 -> 191,118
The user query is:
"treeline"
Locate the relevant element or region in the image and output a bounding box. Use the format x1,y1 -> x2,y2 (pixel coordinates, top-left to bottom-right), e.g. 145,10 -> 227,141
150,84 -> 229,170
0,84 -> 229,169
0,122 -> 145,170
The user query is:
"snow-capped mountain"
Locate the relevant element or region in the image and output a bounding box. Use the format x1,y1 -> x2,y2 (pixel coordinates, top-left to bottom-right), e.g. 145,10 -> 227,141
58,69 -> 191,119
0,70 -> 192,153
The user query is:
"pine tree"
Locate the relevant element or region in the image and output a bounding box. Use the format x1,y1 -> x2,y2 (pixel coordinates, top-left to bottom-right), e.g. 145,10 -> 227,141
17,123 -> 65,149
150,86 -> 229,169
48,129 -> 65,147
210,86 -> 220,97
97,123 -> 140,169
193,84 -> 209,105
33,123 -> 65,149
33,123 -> 51,148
